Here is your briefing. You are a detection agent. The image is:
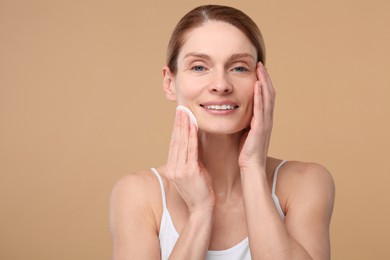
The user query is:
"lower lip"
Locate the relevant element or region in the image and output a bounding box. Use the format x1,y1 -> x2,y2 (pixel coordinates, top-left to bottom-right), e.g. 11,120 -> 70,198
201,106 -> 238,115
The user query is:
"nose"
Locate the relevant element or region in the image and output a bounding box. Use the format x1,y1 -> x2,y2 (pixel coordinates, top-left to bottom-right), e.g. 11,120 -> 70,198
208,71 -> 233,95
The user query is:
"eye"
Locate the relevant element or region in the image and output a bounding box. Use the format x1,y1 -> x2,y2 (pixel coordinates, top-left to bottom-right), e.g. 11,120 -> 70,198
232,66 -> 249,72
191,65 -> 206,72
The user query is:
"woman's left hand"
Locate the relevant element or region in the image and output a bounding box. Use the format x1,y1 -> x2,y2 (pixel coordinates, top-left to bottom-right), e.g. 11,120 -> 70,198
238,62 -> 276,170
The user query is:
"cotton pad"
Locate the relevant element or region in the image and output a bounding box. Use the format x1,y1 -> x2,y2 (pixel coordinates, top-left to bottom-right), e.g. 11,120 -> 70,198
176,105 -> 198,129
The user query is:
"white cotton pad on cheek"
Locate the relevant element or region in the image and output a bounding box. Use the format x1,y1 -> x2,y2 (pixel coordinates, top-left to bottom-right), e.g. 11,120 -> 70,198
176,105 -> 198,130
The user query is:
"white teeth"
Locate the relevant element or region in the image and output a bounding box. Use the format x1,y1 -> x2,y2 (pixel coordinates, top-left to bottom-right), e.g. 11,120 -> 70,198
205,104 -> 236,110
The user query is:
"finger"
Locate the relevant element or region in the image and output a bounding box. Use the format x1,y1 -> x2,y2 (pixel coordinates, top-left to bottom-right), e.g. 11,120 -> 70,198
187,120 -> 198,168
167,110 -> 182,175
263,64 -> 276,99
257,62 -> 273,93
176,110 -> 190,166
252,63 -> 264,121
252,80 -> 263,124
259,62 -> 276,107
257,62 -> 274,124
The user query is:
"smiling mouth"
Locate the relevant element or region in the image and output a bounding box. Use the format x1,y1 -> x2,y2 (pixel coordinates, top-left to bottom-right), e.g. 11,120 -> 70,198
200,104 -> 239,110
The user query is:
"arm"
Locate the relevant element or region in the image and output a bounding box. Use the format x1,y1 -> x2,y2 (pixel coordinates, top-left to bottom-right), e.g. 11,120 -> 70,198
241,162 -> 335,260
169,210 -> 214,259
110,111 -> 214,259
239,62 -> 335,259
109,172 -> 161,260
165,109 -> 215,259
283,163 -> 335,259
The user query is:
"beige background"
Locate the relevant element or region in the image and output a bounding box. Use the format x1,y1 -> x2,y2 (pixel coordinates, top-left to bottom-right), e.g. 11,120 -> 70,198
1,0 -> 389,259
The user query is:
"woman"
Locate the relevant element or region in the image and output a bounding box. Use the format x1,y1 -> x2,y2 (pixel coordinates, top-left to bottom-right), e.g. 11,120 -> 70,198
110,5 -> 335,260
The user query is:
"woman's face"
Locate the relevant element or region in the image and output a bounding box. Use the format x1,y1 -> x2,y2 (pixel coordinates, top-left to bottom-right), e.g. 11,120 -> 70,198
166,21 -> 258,134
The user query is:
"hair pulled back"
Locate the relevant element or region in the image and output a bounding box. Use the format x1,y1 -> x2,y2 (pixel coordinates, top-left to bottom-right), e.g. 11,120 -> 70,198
166,5 -> 266,74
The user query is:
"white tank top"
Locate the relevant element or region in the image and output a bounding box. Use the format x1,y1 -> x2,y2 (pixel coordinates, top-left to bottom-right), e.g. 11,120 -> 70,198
151,160 -> 286,260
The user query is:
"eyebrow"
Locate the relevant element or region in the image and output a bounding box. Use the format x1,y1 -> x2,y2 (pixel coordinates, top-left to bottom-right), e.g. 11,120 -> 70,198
183,52 -> 211,60
183,52 -> 256,62
229,53 -> 256,62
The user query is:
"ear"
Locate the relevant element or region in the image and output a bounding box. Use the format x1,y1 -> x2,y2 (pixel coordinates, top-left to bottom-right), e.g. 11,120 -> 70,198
162,66 -> 177,101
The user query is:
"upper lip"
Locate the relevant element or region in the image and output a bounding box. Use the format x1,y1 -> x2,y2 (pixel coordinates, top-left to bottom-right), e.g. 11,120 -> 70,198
200,100 -> 239,107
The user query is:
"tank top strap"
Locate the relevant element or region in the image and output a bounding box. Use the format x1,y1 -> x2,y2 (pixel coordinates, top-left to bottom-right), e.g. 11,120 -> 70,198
272,160 -> 287,195
151,168 -> 167,210
272,160 -> 287,219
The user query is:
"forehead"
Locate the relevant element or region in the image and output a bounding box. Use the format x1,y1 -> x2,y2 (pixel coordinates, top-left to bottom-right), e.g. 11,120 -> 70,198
178,21 -> 257,61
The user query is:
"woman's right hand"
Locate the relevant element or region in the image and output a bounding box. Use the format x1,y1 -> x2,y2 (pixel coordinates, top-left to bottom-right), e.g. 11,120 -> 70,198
166,110 -> 215,215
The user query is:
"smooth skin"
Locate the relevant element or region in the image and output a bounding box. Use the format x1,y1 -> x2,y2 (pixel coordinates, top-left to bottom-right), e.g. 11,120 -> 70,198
110,21 -> 335,260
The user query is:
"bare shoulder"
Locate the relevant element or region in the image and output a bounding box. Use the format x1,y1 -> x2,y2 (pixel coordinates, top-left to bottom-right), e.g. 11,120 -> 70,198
109,169 -> 163,259
281,161 -> 335,193
278,160 -> 335,218
110,168 -> 164,216
110,169 -> 160,203
273,160 -> 335,258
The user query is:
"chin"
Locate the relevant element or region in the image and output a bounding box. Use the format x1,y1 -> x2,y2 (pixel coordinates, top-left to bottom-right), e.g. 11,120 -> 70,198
198,123 -> 248,135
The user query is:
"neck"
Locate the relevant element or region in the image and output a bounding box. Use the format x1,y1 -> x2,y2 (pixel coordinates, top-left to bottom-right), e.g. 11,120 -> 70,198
197,130 -> 244,202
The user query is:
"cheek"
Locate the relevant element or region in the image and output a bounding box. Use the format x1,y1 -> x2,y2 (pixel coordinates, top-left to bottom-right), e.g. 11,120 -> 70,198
234,78 -> 256,101
177,85 -> 198,97
236,79 -> 256,121
174,78 -> 202,103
